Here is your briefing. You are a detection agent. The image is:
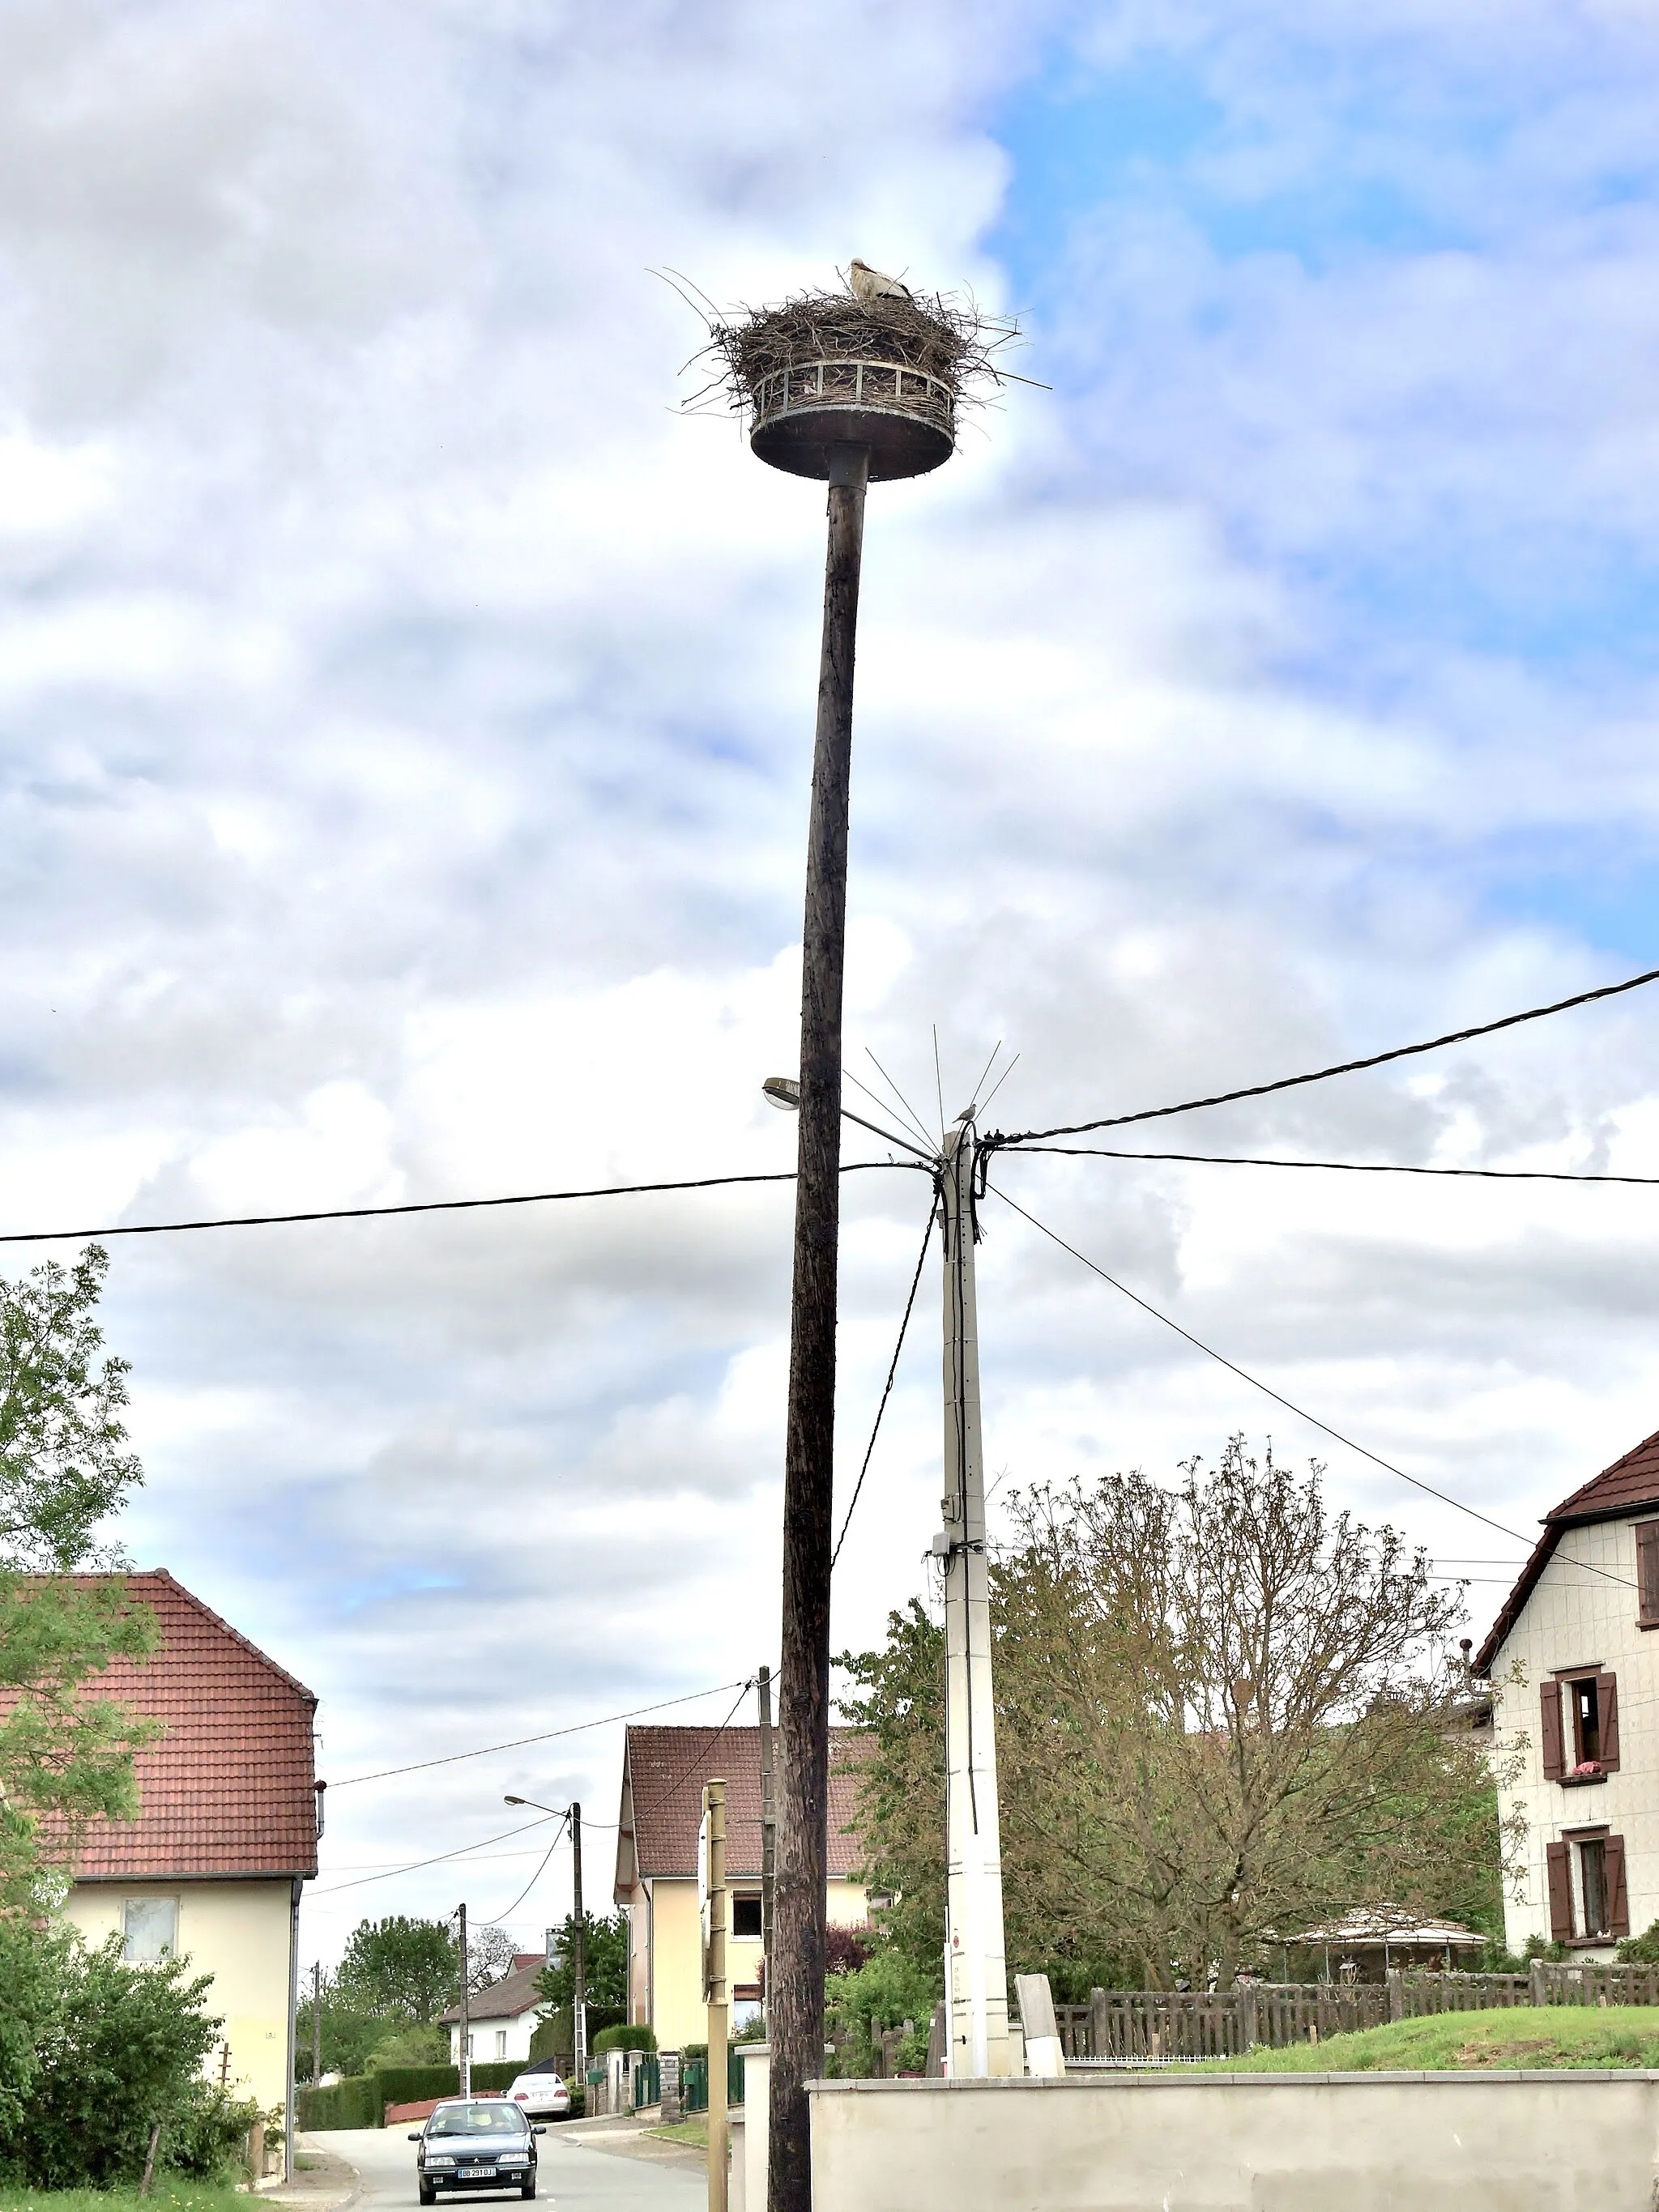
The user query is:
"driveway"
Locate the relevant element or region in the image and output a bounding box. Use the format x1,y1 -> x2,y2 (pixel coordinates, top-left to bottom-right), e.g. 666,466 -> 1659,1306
303,2127 -> 704,2212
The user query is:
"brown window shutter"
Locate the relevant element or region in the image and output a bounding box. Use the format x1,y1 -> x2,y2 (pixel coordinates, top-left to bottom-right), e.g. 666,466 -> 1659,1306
1597,1673 -> 1621,1770
1606,1834 -> 1631,1937
1540,1681 -> 1566,1779
1546,1840 -> 1575,1939
1640,1522 -> 1659,1625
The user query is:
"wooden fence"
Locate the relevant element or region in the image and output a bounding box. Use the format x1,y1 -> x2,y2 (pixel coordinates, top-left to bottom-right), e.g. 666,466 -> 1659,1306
1048,1963 -> 1659,2061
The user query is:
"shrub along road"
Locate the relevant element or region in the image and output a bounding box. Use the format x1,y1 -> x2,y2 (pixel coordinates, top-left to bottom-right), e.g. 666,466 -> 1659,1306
309,2127 -> 702,2211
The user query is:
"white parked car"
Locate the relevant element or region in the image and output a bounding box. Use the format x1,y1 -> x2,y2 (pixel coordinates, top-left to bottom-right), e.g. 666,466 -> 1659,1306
502,2064 -> 571,2120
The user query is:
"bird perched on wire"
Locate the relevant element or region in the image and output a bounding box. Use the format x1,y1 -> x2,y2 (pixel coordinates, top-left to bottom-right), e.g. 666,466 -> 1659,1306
849,258 -> 912,304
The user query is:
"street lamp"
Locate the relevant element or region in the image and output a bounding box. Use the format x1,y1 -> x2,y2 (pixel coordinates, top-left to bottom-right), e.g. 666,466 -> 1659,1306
502,1796 -> 586,2090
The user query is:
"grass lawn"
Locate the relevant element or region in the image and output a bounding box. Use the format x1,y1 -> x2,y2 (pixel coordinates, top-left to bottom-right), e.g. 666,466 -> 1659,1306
0,2187 -> 249,2212
1190,2005 -> 1659,2073
646,2118 -> 708,2147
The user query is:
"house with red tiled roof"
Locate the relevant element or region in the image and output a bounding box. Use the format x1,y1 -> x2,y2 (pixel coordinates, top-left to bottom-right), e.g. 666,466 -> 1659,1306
612,1724 -> 870,2049
1476,1427 -> 1659,1957
49,1571 -> 319,2114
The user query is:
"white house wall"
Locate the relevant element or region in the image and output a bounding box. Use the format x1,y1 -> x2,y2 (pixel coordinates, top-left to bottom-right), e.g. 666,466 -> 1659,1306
448,2008 -> 543,2067
1491,1516 -> 1659,1954
63,1877 -> 294,2112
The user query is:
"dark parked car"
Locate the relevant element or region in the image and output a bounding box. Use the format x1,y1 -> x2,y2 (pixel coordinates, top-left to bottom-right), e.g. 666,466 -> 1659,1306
409,2099 -> 546,2204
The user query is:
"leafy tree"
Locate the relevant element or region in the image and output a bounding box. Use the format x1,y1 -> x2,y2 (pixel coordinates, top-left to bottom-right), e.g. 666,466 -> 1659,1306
841,1438 -> 1513,1992
0,1925 -> 242,2187
535,1912 -> 629,2011
0,1244 -> 158,1908
0,1245 -> 143,1571
335,1916 -> 463,2022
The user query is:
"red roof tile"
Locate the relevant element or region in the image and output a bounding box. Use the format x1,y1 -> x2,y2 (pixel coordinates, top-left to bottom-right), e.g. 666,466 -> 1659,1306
12,1571 -> 318,1881
616,1725 -> 869,1890
1475,1429 -> 1659,1675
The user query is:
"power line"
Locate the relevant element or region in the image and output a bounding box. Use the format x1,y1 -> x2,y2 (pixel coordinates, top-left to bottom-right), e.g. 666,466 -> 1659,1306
983,1180 -> 1638,1593
1014,1145 -> 1659,1187
988,962 -> 1659,1149
309,1813 -> 561,1895
328,1678 -> 753,1788
0,1161 -> 922,1247
833,1199 -> 937,1569
487,1813 -> 569,1924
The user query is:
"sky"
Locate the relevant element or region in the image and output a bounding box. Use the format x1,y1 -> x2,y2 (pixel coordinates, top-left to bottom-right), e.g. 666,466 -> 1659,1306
6,0 -> 1659,1968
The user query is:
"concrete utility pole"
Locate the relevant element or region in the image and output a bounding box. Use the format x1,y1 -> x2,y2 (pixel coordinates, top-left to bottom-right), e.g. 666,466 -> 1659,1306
703,1779 -> 729,2212
311,1960 -> 322,2087
757,1665 -> 775,2024
936,1117 -> 1011,2078
457,1904 -> 471,2097
570,1803 -> 587,2091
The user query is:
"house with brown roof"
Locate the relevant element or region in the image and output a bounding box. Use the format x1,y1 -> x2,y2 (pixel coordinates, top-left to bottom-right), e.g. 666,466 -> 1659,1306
438,1955 -> 549,2067
51,1571 -> 319,2114
612,1724 -> 870,2050
1476,1426 -> 1659,1956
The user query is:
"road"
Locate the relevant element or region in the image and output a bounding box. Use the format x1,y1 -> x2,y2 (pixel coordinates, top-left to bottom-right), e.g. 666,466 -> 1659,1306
307,2127 -> 704,2212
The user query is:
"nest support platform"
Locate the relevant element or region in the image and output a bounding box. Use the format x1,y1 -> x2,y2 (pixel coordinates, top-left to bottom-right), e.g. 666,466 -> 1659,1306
747,356 -> 955,482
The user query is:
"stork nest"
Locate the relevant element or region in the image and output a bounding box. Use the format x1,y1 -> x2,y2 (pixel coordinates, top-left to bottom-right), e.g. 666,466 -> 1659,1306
676,279 -> 1022,420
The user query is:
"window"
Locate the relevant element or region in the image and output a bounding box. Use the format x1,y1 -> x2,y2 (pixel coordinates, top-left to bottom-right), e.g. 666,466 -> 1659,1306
1572,1677 -> 1601,1763
731,1894 -> 763,1939
495,2031 -> 508,2061
122,1897 -> 177,1963
1541,1669 -> 1621,1779
466,2033 -> 476,2061
1640,1521 -> 1659,1627
1546,1831 -> 1630,1941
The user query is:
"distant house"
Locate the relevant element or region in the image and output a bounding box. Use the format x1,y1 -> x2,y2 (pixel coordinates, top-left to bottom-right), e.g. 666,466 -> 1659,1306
612,1724 -> 870,2051
440,1956 -> 548,2066
1476,1426 -> 1659,1954
47,1570 -> 319,2113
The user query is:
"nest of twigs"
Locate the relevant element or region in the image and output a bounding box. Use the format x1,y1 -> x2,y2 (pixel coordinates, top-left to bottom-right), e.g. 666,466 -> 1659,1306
671,275 -> 1022,422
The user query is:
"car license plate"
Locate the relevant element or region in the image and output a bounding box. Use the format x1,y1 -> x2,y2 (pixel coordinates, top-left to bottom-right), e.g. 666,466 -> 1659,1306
458,2167 -> 495,2179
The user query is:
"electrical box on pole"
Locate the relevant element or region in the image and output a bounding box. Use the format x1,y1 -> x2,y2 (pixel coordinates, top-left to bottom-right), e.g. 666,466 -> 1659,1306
936,1118 -> 1012,2078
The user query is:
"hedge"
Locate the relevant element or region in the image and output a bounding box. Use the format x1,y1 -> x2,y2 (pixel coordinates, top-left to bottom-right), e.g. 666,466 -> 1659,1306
591,2024 -> 656,2056
298,2059 -> 524,2130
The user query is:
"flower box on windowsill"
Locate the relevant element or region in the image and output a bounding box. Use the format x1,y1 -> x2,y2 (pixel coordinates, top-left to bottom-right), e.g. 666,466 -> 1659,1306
1561,1762 -> 1607,1787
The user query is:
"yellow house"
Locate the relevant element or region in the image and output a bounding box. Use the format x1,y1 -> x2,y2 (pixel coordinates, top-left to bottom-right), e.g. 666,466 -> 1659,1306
612,1724 -> 869,2050
53,1571 -> 319,2118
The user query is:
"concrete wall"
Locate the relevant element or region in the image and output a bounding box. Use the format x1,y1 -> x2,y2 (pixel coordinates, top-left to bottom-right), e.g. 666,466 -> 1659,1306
1490,1513 -> 1659,1955
64,1878 -> 293,2112
809,2072 -> 1659,2212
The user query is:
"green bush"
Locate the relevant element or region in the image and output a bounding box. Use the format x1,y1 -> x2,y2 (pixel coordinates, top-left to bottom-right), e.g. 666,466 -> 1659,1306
299,2060 -> 525,2129
824,1951 -> 936,2078
591,2025 -> 655,2055
1618,1920 -> 1659,1964
160,2083 -> 265,2180
677,2042 -> 707,2065
0,1931 -> 226,2187
367,2023 -> 449,2069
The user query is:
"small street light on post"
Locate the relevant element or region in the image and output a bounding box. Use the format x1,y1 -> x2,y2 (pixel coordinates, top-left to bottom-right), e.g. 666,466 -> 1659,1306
504,1795 -> 583,2085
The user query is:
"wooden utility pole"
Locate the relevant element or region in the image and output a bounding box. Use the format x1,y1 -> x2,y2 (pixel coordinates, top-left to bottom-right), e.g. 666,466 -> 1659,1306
757,1665 -> 775,2024
457,1904 -> 471,2097
570,1802 -> 587,2091
770,439 -> 868,2212
703,1779 -> 729,2212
